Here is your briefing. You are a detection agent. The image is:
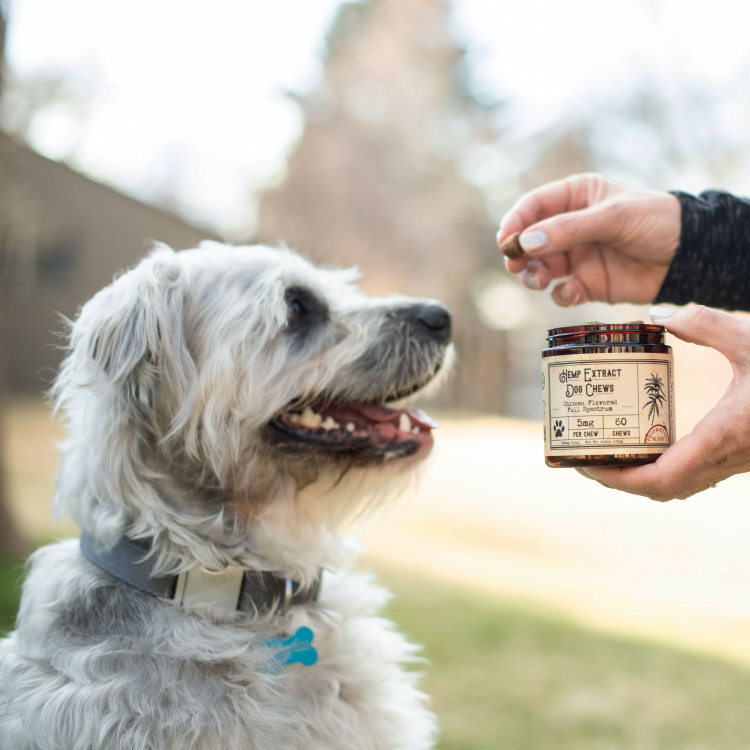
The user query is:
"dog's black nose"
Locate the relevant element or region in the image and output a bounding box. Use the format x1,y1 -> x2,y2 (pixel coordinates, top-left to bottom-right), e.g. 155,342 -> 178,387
416,303 -> 452,344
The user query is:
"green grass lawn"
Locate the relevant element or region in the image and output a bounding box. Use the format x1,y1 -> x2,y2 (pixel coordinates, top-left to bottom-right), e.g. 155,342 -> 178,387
3,556 -> 750,749
381,570 -> 750,750
0,555 -> 26,635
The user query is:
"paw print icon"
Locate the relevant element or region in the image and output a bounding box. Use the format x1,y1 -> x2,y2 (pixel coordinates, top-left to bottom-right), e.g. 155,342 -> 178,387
553,420 -> 565,438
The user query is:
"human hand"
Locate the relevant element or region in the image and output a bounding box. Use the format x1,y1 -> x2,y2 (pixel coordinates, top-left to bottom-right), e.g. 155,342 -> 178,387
497,173 -> 681,306
579,305 -> 750,501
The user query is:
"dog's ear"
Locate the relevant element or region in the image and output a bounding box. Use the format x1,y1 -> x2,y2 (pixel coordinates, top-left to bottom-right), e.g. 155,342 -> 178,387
68,246 -> 196,413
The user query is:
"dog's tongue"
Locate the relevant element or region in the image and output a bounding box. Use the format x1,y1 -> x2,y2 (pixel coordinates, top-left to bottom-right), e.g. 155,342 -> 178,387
352,404 -> 439,430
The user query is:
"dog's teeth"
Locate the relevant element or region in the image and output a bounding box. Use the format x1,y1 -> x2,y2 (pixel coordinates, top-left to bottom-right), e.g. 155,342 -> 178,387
412,426 -> 420,434
288,413 -> 301,423
346,422 -> 356,432
321,416 -> 339,431
398,413 -> 412,433
298,407 -> 322,428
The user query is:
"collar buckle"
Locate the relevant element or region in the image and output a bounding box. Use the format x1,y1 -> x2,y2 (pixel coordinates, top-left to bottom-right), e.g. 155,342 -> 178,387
168,565 -> 245,611
282,577 -> 294,613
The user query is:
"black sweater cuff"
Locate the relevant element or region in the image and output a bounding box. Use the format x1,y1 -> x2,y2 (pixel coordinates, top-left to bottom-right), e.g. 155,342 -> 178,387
656,190 -> 750,312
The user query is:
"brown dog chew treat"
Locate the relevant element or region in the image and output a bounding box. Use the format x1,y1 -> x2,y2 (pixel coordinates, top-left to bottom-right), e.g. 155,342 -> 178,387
500,232 -> 525,259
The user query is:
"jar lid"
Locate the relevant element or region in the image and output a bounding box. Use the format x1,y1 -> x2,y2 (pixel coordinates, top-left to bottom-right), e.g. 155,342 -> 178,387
546,321 -> 666,342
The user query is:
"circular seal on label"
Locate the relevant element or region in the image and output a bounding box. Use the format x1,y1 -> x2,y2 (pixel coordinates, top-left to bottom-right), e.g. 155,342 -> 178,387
645,424 -> 669,444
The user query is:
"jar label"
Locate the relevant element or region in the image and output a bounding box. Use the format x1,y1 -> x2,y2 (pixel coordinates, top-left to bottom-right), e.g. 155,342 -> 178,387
542,352 -> 675,457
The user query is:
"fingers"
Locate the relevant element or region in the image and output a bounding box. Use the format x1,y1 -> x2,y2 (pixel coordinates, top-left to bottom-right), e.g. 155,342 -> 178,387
650,305 -> 750,365
576,467 -> 613,490
498,173 -> 605,239
551,277 -> 590,307
519,258 -> 565,291
580,463 -> 667,500
519,253 -> 595,305
507,250 -> 568,279
581,421 -> 732,501
515,250 -> 593,306
498,179 -> 572,239
519,260 -> 548,291
498,176 -> 617,260
516,204 -> 618,259
582,450 -> 723,502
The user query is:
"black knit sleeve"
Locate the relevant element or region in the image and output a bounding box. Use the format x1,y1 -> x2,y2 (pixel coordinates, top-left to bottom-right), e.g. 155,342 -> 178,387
656,190 -> 750,311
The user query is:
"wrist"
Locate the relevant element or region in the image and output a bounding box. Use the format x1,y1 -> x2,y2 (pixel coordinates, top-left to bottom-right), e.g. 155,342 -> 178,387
658,190 -> 750,310
662,192 -> 682,261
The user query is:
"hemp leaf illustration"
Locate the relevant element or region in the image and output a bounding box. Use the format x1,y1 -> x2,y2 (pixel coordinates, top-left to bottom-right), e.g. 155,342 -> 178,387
642,372 -> 666,425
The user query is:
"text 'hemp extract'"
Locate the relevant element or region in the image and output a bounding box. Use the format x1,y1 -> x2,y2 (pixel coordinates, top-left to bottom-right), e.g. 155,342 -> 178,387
542,322 -> 675,468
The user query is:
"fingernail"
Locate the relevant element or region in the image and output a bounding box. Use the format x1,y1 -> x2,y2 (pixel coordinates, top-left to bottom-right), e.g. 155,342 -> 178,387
495,229 -> 504,245
557,284 -> 575,306
519,230 -> 548,253
649,305 -> 676,322
522,268 -> 541,290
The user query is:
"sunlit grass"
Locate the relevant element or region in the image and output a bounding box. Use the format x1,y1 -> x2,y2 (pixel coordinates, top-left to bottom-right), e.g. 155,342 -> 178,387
0,555 -> 25,634
4,554 -> 750,749
380,568 -> 750,750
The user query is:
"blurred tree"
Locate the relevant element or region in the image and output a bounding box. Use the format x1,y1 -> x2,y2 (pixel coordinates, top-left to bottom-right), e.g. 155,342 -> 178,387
1,70 -> 87,146
257,0 -> 514,413
518,82 -> 739,195
0,2 -> 28,557
0,28 -> 94,166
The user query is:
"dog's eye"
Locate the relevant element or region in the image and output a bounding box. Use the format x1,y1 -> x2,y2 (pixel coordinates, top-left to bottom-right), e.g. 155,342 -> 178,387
287,296 -> 306,322
285,286 -> 327,331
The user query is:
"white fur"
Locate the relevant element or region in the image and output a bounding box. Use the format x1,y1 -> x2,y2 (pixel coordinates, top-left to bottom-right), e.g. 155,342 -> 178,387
0,243 -> 453,749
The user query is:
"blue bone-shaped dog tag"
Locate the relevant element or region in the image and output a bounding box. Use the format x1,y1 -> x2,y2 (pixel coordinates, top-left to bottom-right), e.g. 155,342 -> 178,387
265,627 -> 318,671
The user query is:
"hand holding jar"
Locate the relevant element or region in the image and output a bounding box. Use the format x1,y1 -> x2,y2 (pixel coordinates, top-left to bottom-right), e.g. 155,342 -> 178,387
501,173 -> 750,501
580,305 -> 750,500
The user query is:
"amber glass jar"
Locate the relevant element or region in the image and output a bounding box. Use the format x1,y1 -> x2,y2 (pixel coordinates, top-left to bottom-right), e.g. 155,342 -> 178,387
542,322 -> 675,468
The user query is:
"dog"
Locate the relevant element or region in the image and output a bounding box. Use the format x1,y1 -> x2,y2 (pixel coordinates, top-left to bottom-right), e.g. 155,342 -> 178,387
0,242 -> 454,750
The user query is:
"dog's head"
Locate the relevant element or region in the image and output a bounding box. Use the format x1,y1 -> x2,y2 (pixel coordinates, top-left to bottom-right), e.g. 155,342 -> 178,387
53,243 -> 453,571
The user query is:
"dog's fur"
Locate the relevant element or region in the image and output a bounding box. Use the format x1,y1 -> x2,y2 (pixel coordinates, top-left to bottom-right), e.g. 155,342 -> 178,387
0,242 -> 454,750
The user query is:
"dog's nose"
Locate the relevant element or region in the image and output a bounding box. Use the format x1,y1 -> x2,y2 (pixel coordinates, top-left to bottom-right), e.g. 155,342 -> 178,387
416,303 -> 452,344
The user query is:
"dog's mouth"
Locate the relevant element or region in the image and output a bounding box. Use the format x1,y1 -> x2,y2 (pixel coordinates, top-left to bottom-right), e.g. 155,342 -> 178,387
268,353 -> 450,464
269,395 -> 439,462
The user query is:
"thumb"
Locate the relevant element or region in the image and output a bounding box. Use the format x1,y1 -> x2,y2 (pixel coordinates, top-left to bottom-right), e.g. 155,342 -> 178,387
518,204 -> 614,256
650,305 -> 750,363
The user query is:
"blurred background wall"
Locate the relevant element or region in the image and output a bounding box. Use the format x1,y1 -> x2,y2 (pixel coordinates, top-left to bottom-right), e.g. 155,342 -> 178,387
2,135 -> 218,391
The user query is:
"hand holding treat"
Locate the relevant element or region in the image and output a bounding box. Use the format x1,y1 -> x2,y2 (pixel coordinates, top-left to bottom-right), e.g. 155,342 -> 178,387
497,173 -> 681,307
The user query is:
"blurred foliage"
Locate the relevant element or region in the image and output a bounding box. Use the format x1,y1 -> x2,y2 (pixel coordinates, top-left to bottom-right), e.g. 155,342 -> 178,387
258,0 -> 509,413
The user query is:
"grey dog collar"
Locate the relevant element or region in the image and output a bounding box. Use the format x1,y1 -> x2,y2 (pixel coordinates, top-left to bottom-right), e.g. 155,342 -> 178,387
79,532 -> 322,615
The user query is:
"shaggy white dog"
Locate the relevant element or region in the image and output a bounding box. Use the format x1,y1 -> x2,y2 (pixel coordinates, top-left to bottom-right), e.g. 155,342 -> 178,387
0,242 -> 454,750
